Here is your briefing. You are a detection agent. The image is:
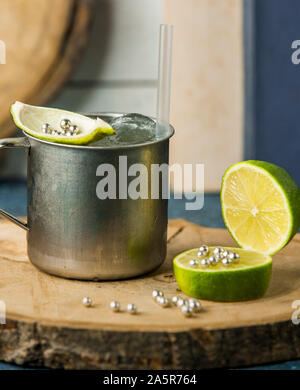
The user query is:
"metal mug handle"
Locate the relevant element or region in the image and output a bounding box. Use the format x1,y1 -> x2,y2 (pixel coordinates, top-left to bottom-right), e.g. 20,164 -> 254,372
0,137 -> 30,231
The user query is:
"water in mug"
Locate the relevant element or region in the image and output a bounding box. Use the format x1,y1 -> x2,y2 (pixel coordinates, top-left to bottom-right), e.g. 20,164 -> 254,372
91,113 -> 168,147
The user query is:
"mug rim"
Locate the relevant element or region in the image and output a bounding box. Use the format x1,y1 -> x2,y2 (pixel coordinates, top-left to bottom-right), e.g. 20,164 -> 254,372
23,112 -> 175,150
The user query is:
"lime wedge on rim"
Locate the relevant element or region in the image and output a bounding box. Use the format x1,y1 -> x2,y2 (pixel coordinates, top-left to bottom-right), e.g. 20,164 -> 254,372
173,247 -> 272,301
221,160 -> 300,255
10,101 -> 115,145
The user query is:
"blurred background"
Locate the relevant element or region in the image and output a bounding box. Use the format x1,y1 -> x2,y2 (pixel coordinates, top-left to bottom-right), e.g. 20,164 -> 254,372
0,0 -> 299,193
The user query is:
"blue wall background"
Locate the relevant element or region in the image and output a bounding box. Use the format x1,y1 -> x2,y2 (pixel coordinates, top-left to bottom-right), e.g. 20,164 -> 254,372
247,0 -> 300,185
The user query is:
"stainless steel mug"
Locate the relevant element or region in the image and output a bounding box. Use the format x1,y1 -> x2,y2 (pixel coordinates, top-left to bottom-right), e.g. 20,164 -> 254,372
0,113 -> 174,280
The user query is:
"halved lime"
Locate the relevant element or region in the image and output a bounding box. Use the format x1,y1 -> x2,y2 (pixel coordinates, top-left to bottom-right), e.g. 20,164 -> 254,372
221,161 -> 300,255
10,101 -> 115,145
173,247 -> 272,301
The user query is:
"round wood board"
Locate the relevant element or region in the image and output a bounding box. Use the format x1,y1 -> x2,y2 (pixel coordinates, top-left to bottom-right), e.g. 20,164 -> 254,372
0,0 -> 94,138
0,218 -> 300,369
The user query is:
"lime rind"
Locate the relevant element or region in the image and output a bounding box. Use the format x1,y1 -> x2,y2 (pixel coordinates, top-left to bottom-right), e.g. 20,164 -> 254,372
10,101 -> 115,145
221,160 -> 300,255
173,247 -> 272,302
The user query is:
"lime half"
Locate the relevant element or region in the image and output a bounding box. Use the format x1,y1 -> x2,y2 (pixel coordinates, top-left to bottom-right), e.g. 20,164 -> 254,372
11,101 -> 115,145
221,160 -> 300,255
173,247 -> 272,301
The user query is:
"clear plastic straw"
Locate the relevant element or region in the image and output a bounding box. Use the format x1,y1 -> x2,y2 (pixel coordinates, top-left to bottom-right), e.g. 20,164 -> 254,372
156,24 -> 173,136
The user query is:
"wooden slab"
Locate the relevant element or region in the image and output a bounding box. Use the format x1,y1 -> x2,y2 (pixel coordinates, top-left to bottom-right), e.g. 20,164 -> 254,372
0,219 -> 300,369
0,0 -> 94,138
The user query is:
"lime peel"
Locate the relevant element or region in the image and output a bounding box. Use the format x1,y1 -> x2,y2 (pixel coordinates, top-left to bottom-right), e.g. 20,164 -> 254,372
173,247 -> 272,302
10,101 -> 115,145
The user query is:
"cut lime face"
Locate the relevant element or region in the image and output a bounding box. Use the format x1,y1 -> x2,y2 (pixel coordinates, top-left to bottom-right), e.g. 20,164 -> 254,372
221,161 -> 300,255
173,247 -> 272,301
10,101 -> 115,145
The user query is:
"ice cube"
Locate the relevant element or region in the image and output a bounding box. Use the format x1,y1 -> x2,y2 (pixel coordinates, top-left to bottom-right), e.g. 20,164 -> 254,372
95,113 -> 156,146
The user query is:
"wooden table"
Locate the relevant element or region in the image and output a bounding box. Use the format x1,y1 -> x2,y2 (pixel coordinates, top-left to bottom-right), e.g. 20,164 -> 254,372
0,214 -> 300,369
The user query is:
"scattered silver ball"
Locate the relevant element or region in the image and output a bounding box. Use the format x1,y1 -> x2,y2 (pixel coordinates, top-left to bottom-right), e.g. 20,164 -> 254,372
189,259 -> 199,267
222,257 -> 232,266
222,250 -> 230,258
152,289 -> 164,300
60,118 -> 71,130
171,295 -> 180,306
159,297 -> 170,308
213,247 -> 224,256
42,123 -> 50,133
208,255 -> 219,266
110,300 -> 120,312
82,297 -> 92,307
177,298 -> 188,307
188,299 -> 201,313
61,129 -> 66,136
200,258 -> 211,267
127,303 -> 137,314
228,252 -> 240,263
66,131 -> 71,136
181,305 -> 193,317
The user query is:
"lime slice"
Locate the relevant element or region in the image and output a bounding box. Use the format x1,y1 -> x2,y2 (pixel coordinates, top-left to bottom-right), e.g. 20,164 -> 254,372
10,101 -> 115,145
221,161 -> 300,255
173,247 -> 272,301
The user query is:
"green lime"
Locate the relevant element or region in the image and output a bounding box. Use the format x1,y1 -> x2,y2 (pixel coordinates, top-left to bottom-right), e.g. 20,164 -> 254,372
10,101 -> 115,145
173,247 -> 272,301
221,160 -> 300,255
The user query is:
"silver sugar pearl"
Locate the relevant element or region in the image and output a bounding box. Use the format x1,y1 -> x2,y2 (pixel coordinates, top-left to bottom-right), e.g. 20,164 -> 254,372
197,250 -> 206,258
159,297 -> 170,308
42,123 -> 50,133
208,255 -> 219,266
60,118 -> 71,130
156,296 -> 165,304
110,300 -> 120,312
198,245 -> 208,254
181,305 -> 193,317
177,298 -> 188,307
228,252 -> 240,263
82,297 -> 92,307
222,250 -> 230,258
152,289 -> 164,300
188,299 -> 202,313
213,247 -> 224,256
69,125 -> 78,134
127,303 -> 137,314
171,295 -> 180,306
61,129 -> 66,136
189,259 -> 199,267
222,257 -> 232,266
200,258 -> 211,267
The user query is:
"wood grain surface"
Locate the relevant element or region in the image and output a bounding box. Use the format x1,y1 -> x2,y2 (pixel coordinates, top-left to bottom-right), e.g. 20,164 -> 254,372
0,218 -> 299,369
0,0 -> 94,138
